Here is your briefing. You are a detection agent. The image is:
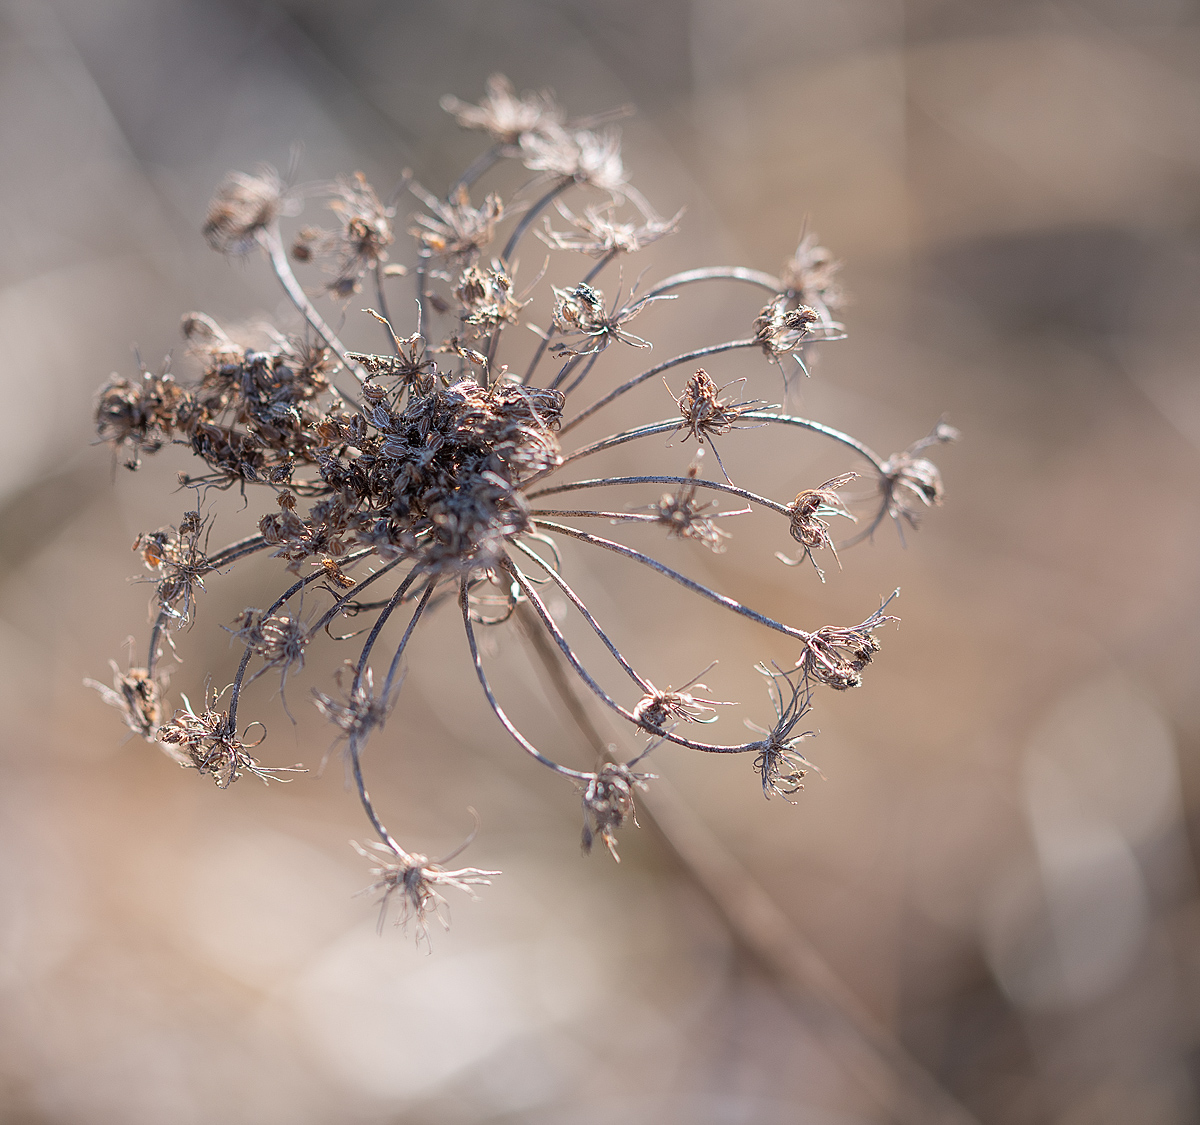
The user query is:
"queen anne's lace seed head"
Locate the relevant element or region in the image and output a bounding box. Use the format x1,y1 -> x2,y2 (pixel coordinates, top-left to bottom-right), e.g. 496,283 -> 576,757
90,75 -> 952,939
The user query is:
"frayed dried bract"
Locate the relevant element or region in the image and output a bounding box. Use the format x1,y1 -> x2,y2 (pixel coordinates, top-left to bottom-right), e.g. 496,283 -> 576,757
580,763 -> 654,862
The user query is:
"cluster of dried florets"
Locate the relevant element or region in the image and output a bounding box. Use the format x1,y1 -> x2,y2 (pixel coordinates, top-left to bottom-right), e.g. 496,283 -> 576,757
91,75 -> 953,936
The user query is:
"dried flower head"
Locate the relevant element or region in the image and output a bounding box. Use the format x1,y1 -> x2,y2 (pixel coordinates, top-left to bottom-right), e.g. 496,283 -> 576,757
580,762 -> 654,862
409,183 -> 505,264
538,200 -> 681,258
440,74 -> 563,145
642,450 -> 749,551
292,172 -> 395,297
85,662 -> 166,739
455,264 -> 526,333
754,296 -> 823,362
548,282 -> 670,356
881,421 -> 960,533
782,231 -> 843,312
778,472 -> 857,579
670,369 -> 767,481
745,665 -> 819,801
91,76 -> 951,935
521,125 -> 628,195
157,686 -> 302,787
95,366 -> 187,469
796,594 -> 899,691
312,666 -> 397,745
633,662 -> 732,729
352,835 -> 500,941
203,165 -> 289,255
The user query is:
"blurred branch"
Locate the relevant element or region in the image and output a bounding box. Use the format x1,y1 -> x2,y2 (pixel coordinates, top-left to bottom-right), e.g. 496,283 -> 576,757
515,600 -> 981,1125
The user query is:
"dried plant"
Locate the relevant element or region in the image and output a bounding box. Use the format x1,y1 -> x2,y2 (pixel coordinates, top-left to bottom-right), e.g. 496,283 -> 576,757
90,75 -> 953,937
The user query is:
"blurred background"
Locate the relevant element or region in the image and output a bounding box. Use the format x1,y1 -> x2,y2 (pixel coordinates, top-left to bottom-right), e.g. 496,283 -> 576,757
2,0 -> 1199,1121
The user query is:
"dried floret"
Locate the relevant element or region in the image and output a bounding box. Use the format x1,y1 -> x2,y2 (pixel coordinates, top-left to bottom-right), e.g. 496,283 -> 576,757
203,165 -> 289,255
580,763 -> 654,862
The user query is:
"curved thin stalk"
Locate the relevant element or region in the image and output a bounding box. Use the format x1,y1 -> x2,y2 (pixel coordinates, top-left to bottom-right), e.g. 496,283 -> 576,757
640,266 -> 782,301
509,537 -> 648,691
561,339 -> 757,434
532,519 -> 812,645
526,474 -> 792,517
460,578 -> 590,779
261,225 -> 364,383
450,142 -> 508,195
740,411 -> 887,474
226,547 -> 381,729
500,177 -> 573,266
504,558 -> 766,755
372,261 -> 396,353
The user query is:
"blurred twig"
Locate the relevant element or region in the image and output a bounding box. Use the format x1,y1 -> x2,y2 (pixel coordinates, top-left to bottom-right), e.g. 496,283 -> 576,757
515,600 -> 981,1125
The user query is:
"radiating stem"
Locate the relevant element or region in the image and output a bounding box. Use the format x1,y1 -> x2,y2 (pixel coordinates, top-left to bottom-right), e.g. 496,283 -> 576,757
561,339 -> 757,434
533,520 -> 812,644
460,578 -> 590,779
261,225 -> 364,383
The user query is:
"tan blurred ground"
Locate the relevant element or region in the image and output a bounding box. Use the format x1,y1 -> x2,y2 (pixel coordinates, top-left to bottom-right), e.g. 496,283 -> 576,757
1,1 -> 1199,1122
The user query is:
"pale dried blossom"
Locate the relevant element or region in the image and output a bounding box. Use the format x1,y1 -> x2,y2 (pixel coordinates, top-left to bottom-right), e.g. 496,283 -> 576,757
782,231 -> 843,312
85,662 -> 166,739
352,836 -> 500,940
292,172 -> 395,297
440,74 -> 563,145
521,124 -> 629,195
203,165 -> 290,255
538,200 -> 681,258
580,762 -> 655,862
409,183 -> 504,263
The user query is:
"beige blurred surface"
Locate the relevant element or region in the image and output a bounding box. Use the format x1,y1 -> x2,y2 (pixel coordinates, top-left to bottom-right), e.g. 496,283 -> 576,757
2,0 -> 1199,1122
